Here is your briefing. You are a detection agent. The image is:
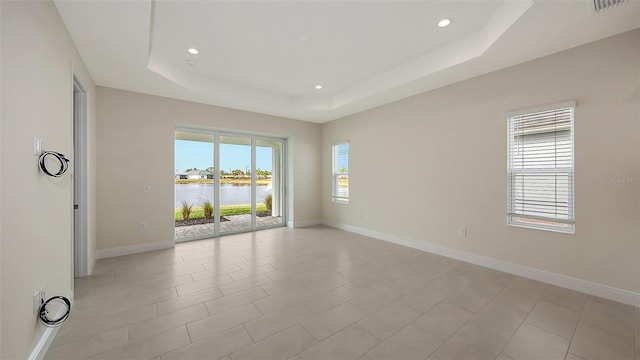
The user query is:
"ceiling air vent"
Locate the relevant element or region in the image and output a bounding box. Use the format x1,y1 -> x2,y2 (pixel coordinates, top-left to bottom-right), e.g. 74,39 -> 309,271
593,0 -> 624,12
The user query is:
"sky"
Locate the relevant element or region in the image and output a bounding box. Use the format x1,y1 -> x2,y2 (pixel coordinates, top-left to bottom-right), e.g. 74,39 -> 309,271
175,140 -> 274,172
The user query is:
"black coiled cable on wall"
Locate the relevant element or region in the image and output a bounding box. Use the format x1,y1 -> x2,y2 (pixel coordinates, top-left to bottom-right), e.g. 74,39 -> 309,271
38,151 -> 70,177
39,296 -> 71,327
34,151 -> 72,326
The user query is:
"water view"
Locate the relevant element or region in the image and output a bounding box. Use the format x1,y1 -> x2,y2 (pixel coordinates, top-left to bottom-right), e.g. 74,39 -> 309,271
175,183 -> 271,207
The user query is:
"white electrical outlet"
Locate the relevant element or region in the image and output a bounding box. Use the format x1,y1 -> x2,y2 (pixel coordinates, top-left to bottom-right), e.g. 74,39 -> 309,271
139,222 -> 145,231
33,137 -> 42,155
143,185 -> 151,193
458,227 -> 467,237
33,290 -> 41,313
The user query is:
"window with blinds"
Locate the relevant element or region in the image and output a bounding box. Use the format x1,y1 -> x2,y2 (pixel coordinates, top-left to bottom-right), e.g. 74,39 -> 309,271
507,102 -> 575,233
332,142 -> 349,204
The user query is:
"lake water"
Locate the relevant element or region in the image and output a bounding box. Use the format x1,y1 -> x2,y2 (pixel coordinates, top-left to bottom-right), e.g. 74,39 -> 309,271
175,183 -> 271,208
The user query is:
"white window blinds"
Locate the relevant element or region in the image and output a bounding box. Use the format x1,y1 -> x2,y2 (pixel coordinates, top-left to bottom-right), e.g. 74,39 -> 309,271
507,104 -> 575,233
332,142 -> 349,203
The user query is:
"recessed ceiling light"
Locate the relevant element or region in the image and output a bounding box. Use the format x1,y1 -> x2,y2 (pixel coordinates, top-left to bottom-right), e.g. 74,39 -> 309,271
438,19 -> 451,28
187,48 -> 199,55
315,85 -> 323,89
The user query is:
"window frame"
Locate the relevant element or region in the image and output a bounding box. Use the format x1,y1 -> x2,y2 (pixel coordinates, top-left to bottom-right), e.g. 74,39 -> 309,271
507,101 -> 576,234
331,141 -> 350,204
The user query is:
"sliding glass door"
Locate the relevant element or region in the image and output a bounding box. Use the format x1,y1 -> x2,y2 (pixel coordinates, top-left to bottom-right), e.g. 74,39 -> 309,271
256,139 -> 284,228
174,131 -> 215,241
219,135 -> 253,234
175,129 -> 285,241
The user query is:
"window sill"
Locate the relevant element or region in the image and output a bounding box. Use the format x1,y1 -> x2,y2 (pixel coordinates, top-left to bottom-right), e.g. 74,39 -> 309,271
507,221 -> 575,234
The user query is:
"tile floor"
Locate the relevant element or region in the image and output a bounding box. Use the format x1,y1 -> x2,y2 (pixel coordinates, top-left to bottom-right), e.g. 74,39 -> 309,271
46,226 -> 639,360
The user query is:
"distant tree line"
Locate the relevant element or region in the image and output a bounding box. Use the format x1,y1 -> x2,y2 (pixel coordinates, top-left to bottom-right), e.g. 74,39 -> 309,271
182,167 -> 272,176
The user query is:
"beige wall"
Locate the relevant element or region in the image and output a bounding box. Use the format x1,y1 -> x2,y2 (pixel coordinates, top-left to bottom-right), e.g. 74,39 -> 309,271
0,0 -> 3,355
0,1 -> 96,358
95,87 -> 321,252
0,0 -> 4,357
322,30 -> 640,294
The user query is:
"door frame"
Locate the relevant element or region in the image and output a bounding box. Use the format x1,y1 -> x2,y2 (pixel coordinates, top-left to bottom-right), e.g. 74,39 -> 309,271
174,127 -> 287,241
73,77 -> 90,277
217,132 -> 287,236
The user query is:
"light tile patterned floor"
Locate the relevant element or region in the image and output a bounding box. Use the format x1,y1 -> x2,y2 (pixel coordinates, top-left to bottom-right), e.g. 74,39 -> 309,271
47,226 -> 639,360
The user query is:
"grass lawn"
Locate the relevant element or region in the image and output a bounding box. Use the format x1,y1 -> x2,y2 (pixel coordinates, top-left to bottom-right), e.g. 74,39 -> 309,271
176,204 -> 267,221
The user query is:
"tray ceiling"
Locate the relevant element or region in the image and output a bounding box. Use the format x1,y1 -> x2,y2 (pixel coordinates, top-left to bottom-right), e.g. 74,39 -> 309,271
54,0 -> 640,122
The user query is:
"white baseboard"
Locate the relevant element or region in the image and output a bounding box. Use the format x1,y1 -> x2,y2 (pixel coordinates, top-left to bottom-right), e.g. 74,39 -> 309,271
287,219 -> 322,228
96,240 -> 174,259
29,291 -> 74,360
28,322 -> 60,360
322,220 -> 640,307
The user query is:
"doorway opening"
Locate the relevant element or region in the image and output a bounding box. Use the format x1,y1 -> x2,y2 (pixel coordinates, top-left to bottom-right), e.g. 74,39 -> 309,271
174,129 -> 286,241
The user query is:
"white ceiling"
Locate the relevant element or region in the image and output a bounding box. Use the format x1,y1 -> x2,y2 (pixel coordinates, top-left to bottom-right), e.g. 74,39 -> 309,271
54,0 -> 640,123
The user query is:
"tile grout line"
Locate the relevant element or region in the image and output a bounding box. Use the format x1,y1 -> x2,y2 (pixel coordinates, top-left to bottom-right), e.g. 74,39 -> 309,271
495,286 -> 546,359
